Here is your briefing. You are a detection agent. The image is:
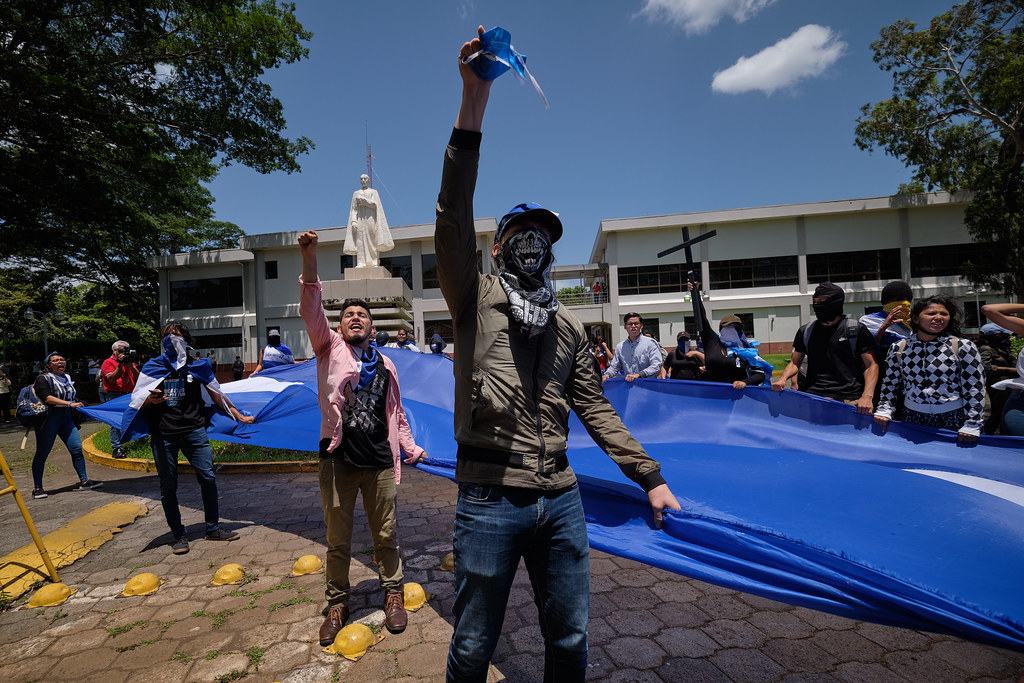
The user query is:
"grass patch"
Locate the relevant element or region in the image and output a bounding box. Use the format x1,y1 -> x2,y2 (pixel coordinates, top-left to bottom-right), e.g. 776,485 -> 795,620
760,353 -> 791,377
91,427 -> 313,462
266,596 -> 314,612
0,591 -> 12,613
115,638 -> 159,652
192,609 -> 232,629
106,620 -> 149,637
245,645 -> 265,671
206,650 -> 220,660
171,651 -> 192,664
214,671 -> 248,683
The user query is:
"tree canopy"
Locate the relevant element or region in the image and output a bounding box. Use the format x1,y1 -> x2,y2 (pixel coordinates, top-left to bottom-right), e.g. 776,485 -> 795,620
855,1 -> 1024,298
0,0 -> 312,337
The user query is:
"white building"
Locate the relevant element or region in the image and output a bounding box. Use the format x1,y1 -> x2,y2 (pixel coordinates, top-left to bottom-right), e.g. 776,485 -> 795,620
149,191 -> 1000,364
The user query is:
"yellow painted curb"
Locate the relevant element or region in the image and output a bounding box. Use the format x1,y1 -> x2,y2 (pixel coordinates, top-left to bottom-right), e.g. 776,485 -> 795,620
0,501 -> 147,600
82,434 -> 319,474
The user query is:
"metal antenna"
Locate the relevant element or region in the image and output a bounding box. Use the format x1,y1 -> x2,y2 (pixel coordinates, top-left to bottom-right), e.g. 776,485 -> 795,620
365,121 -> 373,188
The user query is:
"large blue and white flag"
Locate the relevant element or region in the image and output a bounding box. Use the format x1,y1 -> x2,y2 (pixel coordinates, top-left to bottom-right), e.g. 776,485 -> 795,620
81,347 -> 1024,650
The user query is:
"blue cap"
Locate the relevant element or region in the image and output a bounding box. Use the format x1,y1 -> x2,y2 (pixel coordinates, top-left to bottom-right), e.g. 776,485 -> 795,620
981,323 -> 1012,335
495,202 -> 563,245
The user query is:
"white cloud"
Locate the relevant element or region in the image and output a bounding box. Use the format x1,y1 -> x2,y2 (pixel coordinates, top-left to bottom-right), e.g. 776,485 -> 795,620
711,24 -> 846,95
638,0 -> 776,35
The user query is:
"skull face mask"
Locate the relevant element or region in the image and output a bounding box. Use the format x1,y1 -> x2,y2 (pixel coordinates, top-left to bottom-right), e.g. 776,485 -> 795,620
499,228 -> 552,282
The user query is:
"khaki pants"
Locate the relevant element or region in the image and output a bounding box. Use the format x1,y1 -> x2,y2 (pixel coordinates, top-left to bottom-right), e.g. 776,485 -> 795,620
319,458 -> 402,607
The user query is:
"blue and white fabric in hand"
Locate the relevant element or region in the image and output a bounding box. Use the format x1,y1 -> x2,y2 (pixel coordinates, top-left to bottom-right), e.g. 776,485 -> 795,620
460,26 -> 549,108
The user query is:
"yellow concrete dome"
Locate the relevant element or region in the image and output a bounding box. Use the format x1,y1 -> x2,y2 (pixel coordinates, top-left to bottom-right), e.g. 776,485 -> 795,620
122,572 -> 163,596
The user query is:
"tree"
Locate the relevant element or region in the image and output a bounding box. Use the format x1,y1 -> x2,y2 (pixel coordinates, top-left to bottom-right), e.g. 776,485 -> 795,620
0,0 -> 313,325
854,1 -> 1024,299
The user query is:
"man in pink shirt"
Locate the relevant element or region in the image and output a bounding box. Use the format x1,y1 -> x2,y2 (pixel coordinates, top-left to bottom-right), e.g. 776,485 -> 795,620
297,229 -> 427,647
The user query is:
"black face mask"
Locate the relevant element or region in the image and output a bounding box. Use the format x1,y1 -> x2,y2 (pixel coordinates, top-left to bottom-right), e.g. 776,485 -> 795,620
813,301 -> 844,323
498,229 -> 552,290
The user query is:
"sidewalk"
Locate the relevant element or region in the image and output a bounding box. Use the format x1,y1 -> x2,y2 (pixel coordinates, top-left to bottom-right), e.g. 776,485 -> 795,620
0,420 -> 1021,682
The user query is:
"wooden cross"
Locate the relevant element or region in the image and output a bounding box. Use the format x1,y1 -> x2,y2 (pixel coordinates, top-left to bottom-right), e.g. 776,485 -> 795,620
657,226 -> 717,335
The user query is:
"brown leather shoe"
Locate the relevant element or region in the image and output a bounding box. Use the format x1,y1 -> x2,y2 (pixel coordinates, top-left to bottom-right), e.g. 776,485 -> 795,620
384,591 -> 407,633
318,604 -> 348,646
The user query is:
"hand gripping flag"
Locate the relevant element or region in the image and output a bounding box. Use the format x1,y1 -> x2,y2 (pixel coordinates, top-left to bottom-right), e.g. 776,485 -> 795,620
461,26 -> 549,108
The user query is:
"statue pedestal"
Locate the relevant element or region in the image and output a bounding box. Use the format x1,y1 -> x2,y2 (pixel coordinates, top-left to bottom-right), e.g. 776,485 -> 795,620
343,265 -> 391,280
321,271 -> 413,339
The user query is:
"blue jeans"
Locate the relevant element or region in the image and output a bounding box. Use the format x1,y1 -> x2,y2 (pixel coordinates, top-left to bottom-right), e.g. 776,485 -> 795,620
32,409 -> 89,488
1002,389 -> 1024,436
447,483 -> 589,683
150,427 -> 221,538
99,389 -> 129,449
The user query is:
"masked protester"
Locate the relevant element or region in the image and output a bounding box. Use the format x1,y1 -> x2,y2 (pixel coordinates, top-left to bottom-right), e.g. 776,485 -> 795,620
433,26 -> 682,680
772,282 -> 879,414
659,331 -> 705,380
859,281 -> 914,345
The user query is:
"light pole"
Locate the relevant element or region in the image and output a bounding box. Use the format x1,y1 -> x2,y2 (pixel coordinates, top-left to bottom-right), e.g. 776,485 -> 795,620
965,285 -> 987,330
24,307 -> 65,358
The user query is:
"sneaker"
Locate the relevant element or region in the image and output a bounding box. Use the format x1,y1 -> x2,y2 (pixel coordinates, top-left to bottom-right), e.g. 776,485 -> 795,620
318,604 -> 349,646
383,591 -> 408,633
31,488 -> 47,499
172,536 -> 190,555
205,528 -> 239,542
112,447 -> 126,459
73,480 -> 103,491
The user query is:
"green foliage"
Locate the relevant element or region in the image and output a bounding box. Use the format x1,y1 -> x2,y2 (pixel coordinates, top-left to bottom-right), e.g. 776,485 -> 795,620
244,645 -> 265,671
106,620 -> 150,637
855,1 -> 1024,297
0,0 -> 313,329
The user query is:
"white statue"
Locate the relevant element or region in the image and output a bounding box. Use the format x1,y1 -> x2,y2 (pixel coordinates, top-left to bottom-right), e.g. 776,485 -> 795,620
344,174 -> 394,268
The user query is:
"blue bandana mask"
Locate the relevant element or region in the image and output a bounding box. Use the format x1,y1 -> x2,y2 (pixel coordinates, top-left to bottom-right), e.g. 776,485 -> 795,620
461,26 -> 549,108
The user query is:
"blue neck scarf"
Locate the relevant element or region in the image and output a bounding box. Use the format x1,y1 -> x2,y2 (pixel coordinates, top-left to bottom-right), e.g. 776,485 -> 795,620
358,345 -> 379,390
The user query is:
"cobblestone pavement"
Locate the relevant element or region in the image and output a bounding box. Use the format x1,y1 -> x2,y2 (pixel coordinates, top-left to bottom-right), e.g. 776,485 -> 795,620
0,420 -> 1022,682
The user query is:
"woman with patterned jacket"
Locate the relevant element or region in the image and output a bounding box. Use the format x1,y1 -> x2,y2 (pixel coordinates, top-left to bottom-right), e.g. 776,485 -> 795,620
874,296 -> 986,443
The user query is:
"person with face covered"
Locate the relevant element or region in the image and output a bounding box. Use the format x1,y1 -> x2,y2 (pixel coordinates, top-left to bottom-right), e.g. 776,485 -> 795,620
859,281 -> 914,346
772,282 -> 878,412
131,321 -> 253,554
434,26 -> 682,681
251,329 -> 294,375
298,230 -> 427,645
658,331 -> 705,380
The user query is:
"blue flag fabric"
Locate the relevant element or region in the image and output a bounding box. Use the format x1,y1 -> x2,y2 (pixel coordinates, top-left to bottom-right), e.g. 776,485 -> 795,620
80,348 -> 1024,650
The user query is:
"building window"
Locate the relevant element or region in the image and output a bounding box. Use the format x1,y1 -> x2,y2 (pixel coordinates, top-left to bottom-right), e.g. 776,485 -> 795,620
641,317 -> 661,342
717,312 -> 754,333
709,256 -> 798,289
617,263 -> 690,295
265,260 -> 278,280
910,243 -> 996,278
340,255 -> 355,275
170,277 -> 243,311
806,249 -> 900,283
422,254 -> 439,289
380,255 -> 413,288
191,332 -> 243,349
424,319 -> 454,346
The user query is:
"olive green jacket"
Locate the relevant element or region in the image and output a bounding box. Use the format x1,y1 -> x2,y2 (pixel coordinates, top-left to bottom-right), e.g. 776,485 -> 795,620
434,129 -> 666,492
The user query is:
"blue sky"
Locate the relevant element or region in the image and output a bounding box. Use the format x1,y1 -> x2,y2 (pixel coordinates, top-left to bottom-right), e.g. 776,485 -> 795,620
206,0 -> 953,265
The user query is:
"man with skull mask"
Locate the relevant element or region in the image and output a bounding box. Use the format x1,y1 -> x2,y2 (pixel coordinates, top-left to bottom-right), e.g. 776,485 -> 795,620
433,25 -> 682,682
772,282 -> 878,412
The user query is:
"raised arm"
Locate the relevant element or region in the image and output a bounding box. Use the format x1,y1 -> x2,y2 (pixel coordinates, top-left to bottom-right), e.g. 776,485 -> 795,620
456,26 -> 493,133
981,303 -> 1024,336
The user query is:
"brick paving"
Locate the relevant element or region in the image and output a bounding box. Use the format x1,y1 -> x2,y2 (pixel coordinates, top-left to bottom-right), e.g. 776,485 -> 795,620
1,420 -> 1022,682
